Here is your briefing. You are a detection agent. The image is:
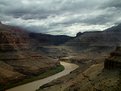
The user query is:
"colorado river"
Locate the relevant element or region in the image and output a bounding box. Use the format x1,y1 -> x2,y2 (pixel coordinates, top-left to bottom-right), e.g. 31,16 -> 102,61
7,61 -> 79,91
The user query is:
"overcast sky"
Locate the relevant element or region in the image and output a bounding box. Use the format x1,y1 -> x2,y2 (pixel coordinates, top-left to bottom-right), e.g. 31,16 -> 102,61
0,0 -> 121,36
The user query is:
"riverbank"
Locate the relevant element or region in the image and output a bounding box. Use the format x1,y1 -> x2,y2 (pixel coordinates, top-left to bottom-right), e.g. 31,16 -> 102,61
36,58 -> 95,91
7,62 -> 78,91
1,64 -> 64,91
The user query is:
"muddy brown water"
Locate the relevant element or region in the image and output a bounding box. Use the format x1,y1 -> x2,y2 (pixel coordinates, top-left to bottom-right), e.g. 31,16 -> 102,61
7,61 -> 79,91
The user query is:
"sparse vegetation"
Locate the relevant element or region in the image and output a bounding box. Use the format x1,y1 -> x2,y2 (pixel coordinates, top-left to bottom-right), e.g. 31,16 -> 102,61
0,65 -> 64,91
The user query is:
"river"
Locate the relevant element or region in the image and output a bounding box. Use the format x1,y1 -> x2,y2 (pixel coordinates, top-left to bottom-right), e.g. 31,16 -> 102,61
7,61 -> 79,91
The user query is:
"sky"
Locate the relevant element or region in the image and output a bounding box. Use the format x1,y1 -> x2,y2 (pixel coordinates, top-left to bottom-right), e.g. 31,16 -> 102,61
0,0 -> 121,36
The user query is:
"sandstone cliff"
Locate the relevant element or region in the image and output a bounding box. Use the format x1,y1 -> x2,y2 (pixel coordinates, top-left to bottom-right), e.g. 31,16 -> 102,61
0,23 -> 59,89
104,46 -> 121,69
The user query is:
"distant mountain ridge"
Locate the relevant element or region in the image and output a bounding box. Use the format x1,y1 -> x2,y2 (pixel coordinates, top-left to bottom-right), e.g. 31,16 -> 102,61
64,23 -> 121,55
105,23 -> 121,32
29,33 -> 74,45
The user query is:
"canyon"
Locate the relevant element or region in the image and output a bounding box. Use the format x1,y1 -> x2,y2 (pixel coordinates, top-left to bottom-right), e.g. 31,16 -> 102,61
0,22 -> 121,91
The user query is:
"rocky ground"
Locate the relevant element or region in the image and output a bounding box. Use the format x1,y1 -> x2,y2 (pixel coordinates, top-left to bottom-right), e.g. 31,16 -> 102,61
37,60 -> 120,91
37,47 -> 121,91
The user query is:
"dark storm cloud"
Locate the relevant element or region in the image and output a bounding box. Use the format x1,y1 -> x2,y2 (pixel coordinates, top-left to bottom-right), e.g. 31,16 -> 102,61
0,0 -> 121,36
100,0 -> 121,9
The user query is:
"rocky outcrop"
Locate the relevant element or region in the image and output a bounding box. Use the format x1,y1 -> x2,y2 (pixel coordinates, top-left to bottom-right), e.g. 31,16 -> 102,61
76,32 -> 83,37
0,27 -> 30,51
104,46 -> 121,69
